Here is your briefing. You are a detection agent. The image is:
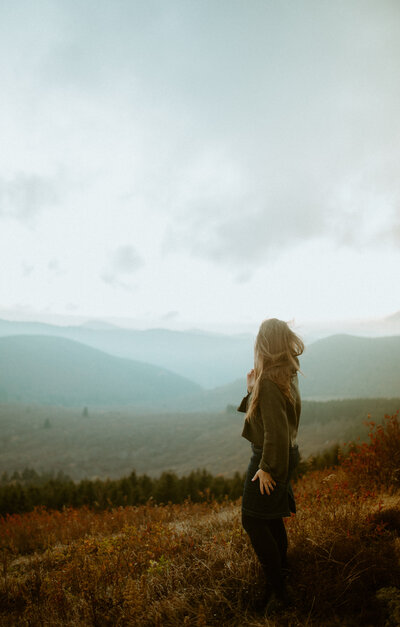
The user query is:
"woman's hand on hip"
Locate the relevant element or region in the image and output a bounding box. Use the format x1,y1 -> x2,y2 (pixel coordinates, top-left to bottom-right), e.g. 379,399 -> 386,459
246,368 -> 255,393
251,469 -> 276,495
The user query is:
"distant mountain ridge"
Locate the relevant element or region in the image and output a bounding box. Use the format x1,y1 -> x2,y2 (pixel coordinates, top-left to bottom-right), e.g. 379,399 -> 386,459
0,316 -> 399,389
0,325 -> 398,408
0,335 -> 202,407
300,310 -> 400,343
80,319 -> 120,330
180,333 -> 400,409
0,319 -> 253,388
299,333 -> 400,400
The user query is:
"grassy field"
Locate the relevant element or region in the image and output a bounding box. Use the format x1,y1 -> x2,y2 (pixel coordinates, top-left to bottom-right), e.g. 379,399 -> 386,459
1,414 -> 399,626
1,397 -> 400,480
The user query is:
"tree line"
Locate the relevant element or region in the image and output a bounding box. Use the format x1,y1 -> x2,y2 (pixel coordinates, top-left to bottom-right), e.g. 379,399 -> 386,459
0,443 -> 340,516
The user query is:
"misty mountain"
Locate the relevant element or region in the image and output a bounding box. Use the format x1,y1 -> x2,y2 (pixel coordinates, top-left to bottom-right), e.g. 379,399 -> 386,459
171,334 -> 400,410
299,334 -> 400,400
80,319 -> 120,330
299,310 -> 400,343
0,322 -> 399,407
0,335 -> 202,407
0,316 -> 399,390
0,319 -> 253,388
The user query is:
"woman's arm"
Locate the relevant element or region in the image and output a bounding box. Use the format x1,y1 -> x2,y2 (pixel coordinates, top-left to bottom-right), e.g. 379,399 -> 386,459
237,369 -> 255,412
237,392 -> 250,413
257,378 -> 290,482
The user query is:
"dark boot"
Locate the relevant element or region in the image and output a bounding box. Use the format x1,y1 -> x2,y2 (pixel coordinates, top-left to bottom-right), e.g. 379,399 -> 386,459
253,583 -> 274,614
263,584 -> 294,616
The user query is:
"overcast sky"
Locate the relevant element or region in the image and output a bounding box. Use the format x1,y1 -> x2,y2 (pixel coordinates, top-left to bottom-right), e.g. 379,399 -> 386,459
0,0 -> 399,333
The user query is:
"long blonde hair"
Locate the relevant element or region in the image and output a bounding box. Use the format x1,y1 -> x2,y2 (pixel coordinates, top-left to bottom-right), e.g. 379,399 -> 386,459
245,318 -> 304,421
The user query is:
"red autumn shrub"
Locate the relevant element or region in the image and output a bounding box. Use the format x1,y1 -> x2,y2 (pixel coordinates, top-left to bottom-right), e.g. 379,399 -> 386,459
338,411 -> 400,492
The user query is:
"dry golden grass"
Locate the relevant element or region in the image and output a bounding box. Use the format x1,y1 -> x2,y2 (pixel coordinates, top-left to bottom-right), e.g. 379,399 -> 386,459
1,485 -> 399,625
1,414 -> 399,626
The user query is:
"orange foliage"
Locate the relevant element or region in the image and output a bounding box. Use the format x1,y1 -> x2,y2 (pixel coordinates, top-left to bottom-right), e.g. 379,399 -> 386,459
339,411 -> 400,491
1,413 -> 399,625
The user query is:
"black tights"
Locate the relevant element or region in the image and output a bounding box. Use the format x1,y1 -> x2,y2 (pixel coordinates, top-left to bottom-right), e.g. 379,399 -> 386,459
242,512 -> 288,593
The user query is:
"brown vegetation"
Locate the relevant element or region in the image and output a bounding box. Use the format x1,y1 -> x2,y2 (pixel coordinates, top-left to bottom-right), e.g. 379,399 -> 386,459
1,413 -> 399,625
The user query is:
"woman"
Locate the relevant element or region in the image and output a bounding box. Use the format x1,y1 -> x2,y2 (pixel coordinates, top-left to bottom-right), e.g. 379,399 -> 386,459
237,318 -> 304,614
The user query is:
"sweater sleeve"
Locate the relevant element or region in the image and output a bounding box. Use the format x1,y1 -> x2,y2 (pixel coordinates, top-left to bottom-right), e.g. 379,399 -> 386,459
258,379 -> 289,481
237,391 -> 251,413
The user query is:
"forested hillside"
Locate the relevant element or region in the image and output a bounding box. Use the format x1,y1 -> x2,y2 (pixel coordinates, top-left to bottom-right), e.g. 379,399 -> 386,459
1,397 -> 399,480
0,335 -> 201,406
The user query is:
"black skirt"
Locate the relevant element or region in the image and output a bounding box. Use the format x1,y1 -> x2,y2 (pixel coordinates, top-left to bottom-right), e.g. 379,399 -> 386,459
242,443 -> 300,519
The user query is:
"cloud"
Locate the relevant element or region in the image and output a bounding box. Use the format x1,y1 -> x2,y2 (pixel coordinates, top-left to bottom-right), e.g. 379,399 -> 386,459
160,158 -> 335,268
0,174 -> 58,223
22,262 -> 34,277
371,219 -> 400,247
65,302 -> 79,311
100,245 -> 144,291
100,271 -> 134,292
161,310 -> 179,320
1,0 -> 400,279
234,269 -> 253,285
161,137 -> 400,270
47,258 -> 65,276
111,245 -> 144,274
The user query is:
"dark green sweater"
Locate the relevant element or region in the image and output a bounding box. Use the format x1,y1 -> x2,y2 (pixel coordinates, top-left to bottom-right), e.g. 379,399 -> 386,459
237,375 -> 301,482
